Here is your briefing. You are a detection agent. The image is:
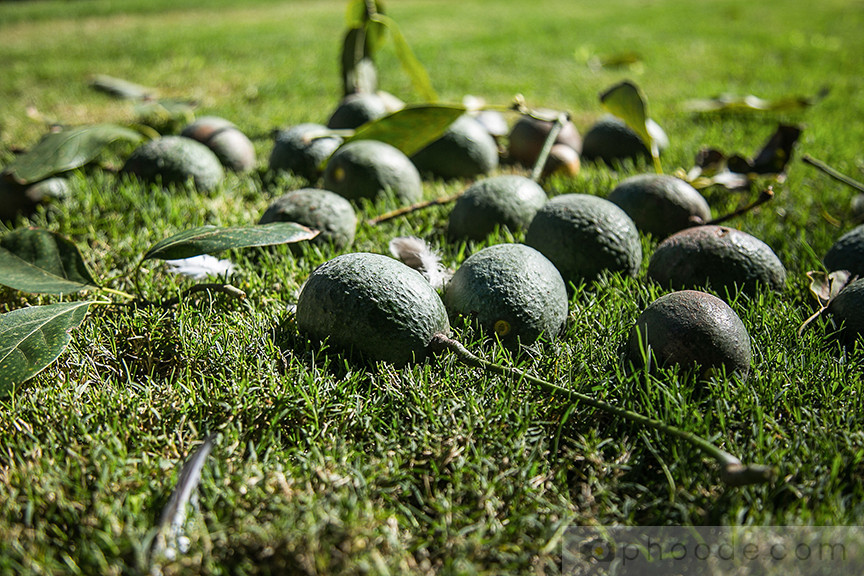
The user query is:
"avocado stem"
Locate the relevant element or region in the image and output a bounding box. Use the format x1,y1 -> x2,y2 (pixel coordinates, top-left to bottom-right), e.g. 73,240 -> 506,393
802,154 -> 864,194
430,333 -> 773,487
697,186 -> 775,227
365,192 -> 463,226
531,112 -> 569,183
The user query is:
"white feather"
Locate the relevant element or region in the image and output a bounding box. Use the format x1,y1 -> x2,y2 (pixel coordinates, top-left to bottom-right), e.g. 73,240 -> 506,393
389,236 -> 451,290
165,254 -> 236,280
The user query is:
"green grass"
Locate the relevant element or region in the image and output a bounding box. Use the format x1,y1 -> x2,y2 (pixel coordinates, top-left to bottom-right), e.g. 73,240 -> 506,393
2,0 -> 864,573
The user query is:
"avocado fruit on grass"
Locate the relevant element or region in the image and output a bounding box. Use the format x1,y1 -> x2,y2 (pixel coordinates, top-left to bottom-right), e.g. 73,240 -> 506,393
648,225 -> 786,295
122,135 -> 225,192
259,188 -> 357,250
607,173 -> 711,239
443,243 -> 569,345
322,140 -> 423,205
448,175 -> 547,241
625,289 -> 752,381
296,252 -> 450,365
525,193 -> 642,286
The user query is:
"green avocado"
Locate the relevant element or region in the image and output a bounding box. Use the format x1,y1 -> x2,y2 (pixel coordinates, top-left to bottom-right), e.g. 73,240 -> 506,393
648,225 -> 786,295
296,252 -> 450,365
826,277 -> 864,345
259,188 -> 357,250
122,135 -> 224,192
411,115 -> 499,180
269,123 -> 343,184
625,290 -> 752,381
443,243 -> 569,345
322,140 -> 423,205
581,116 -> 668,166
524,193 -> 642,286
448,175 -> 547,241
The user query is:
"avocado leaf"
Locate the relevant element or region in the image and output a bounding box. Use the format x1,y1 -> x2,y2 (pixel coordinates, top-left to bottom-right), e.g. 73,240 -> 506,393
0,228 -> 98,294
0,301 -> 93,393
345,104 -> 466,157
3,124 -> 144,184
143,222 -> 319,261
600,80 -> 660,172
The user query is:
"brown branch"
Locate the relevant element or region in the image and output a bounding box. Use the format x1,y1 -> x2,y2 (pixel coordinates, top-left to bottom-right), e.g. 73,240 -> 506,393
366,192 -> 463,226
802,154 -> 864,194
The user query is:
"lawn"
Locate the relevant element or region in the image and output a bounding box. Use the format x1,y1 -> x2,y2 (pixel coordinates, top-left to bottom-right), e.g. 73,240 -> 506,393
2,0 -> 864,574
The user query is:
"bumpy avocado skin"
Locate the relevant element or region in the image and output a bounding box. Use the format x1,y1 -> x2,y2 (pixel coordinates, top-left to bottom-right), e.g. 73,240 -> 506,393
269,123 -> 343,183
827,278 -> 864,344
259,188 -> 357,250
608,174 -> 711,239
525,193 -> 642,286
626,290 -> 752,380
448,175 -> 547,241
122,136 -> 224,192
824,224 -> 864,278
444,243 -> 569,345
648,225 -> 786,295
412,115 -> 499,180
322,140 -> 423,204
296,253 -> 450,365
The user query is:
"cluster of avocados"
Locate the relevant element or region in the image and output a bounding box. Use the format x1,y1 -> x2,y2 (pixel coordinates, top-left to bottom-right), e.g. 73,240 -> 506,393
78,78 -> 862,378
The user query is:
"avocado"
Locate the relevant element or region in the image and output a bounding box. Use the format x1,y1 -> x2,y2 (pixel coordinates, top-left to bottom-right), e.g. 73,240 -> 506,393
448,175 -> 547,241
259,188 -> 357,250
322,139 -> 423,205
607,174 -> 711,239
121,135 -> 224,192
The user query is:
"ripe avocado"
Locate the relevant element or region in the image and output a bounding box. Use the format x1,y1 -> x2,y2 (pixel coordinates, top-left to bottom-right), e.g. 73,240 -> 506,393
607,174 -> 711,239
181,116 -> 256,173
648,225 -> 786,295
507,112 -> 582,166
295,252 -> 450,365
824,224 -> 864,278
525,193 -> 642,286
625,290 -> 752,381
443,243 -> 569,345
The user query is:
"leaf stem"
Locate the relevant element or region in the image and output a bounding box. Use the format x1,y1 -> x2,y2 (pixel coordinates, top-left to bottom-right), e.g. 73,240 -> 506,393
98,286 -> 136,300
430,334 -> 774,486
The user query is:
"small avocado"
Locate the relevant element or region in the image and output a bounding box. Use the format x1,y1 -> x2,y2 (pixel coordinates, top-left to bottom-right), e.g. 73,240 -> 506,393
443,243 -> 569,345
826,277 -> 864,345
181,116 -> 256,172
625,290 -> 752,381
122,135 -> 224,192
448,175 -> 547,241
322,140 -> 423,205
525,193 -> 642,287
648,225 -> 786,295
296,252 -> 450,365
259,188 -> 357,250
269,123 -> 343,184
581,115 -> 668,166
411,115 -> 499,180
326,93 -> 389,130
507,112 -> 582,166
607,174 -> 711,239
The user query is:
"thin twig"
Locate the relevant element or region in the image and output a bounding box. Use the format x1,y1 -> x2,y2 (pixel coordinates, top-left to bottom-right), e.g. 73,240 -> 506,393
692,186 -> 775,226
802,154 -> 864,194
366,192 -> 463,226
430,334 -> 774,486
531,112 -> 568,183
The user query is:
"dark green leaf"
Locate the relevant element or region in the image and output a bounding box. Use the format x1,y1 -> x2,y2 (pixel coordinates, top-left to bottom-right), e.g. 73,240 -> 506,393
143,222 -> 319,261
89,74 -> 155,100
0,228 -> 98,294
0,301 -> 92,393
372,15 -> 437,101
3,124 -> 144,184
346,104 -> 466,157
